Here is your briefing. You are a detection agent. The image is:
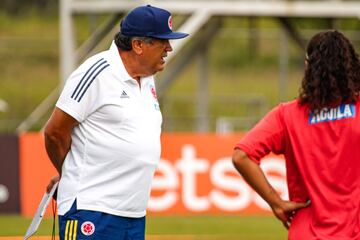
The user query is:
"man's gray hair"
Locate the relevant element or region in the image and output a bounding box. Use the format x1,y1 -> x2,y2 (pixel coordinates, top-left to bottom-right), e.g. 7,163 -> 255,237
114,32 -> 153,51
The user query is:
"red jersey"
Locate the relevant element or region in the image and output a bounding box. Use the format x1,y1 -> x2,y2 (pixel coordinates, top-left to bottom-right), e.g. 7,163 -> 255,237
236,99 -> 360,240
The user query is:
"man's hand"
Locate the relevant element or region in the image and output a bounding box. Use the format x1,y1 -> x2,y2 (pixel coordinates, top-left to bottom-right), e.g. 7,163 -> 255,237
271,200 -> 309,229
46,175 -> 60,194
232,149 -> 310,229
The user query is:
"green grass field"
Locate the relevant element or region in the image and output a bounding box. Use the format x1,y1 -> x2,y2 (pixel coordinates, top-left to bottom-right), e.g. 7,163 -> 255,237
0,215 -> 287,239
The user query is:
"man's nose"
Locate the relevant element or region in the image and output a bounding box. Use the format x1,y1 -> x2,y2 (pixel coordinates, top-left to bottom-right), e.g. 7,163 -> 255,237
166,40 -> 173,52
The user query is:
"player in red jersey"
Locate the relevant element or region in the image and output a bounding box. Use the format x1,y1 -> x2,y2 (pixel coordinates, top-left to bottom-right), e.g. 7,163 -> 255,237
233,30 -> 360,239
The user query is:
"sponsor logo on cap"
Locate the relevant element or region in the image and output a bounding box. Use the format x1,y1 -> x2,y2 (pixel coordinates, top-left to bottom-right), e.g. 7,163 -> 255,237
81,221 -> 95,236
168,16 -> 173,30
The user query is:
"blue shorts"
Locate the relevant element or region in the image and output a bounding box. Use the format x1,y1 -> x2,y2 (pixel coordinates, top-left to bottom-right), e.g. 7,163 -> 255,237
59,200 -> 145,240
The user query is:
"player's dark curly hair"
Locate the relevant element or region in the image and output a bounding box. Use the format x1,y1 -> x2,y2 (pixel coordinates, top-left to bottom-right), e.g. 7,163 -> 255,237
299,30 -> 360,111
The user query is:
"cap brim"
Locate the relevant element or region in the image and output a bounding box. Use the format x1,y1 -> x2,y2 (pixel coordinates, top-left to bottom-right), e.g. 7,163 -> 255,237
149,31 -> 189,40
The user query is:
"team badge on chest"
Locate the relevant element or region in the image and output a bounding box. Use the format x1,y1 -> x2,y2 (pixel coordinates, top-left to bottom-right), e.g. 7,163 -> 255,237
81,221 -> 95,236
150,85 -> 158,100
150,84 -> 160,111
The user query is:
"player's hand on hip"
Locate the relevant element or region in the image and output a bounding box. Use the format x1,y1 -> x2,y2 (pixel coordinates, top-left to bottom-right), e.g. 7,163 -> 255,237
272,200 -> 310,229
46,175 -> 60,193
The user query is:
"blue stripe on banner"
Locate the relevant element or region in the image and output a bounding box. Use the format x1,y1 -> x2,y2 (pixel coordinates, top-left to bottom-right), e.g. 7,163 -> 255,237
73,60 -> 108,101
71,58 -> 105,99
77,64 -> 110,102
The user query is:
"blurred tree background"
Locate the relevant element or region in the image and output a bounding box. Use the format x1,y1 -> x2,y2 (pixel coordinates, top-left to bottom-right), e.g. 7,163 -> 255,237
0,0 -> 58,15
1,1 -> 360,133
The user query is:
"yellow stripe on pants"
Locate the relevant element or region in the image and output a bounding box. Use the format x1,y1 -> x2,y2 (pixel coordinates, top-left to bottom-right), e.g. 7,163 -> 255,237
68,220 -> 74,240
73,220 -> 78,240
64,220 -> 70,240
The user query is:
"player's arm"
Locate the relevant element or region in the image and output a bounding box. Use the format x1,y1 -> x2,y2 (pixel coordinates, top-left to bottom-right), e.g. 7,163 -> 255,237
232,149 -> 308,229
44,107 -> 79,175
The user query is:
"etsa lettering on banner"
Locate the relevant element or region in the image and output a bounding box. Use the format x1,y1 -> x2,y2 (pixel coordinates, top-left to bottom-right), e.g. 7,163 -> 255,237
148,144 -> 287,214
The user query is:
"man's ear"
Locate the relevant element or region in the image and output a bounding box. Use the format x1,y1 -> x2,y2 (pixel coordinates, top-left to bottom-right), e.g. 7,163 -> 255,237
131,39 -> 143,55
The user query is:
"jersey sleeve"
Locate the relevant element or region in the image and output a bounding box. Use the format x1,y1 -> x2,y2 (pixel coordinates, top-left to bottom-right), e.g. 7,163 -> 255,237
56,58 -> 109,122
235,104 -> 286,164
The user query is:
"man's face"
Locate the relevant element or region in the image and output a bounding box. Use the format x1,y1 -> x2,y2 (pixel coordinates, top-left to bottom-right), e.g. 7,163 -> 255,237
140,38 -> 173,75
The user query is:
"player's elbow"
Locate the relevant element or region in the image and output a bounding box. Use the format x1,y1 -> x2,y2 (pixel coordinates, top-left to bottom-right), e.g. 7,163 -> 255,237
44,123 -> 68,151
232,148 -> 250,171
44,124 -> 57,145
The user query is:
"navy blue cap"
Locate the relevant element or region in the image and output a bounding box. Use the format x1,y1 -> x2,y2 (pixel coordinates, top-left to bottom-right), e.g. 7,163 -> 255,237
120,5 -> 189,39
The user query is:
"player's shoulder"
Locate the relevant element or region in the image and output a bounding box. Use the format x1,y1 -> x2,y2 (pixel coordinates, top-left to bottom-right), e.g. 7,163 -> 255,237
67,51 -> 112,85
64,50 -> 112,88
269,99 -> 302,119
276,99 -> 310,124
78,51 -> 111,74
278,99 -> 299,109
